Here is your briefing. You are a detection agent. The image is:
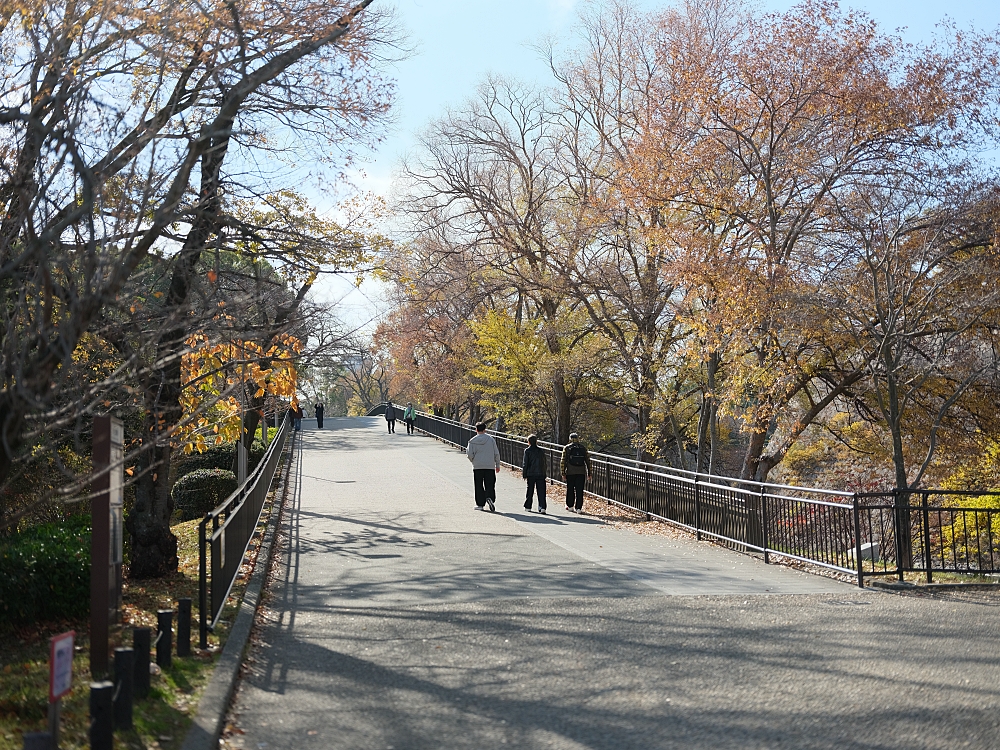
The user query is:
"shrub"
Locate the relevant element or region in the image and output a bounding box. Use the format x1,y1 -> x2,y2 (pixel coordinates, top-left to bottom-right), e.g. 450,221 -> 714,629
174,439 -> 267,478
174,443 -> 235,476
0,515 -> 90,626
171,469 -> 238,521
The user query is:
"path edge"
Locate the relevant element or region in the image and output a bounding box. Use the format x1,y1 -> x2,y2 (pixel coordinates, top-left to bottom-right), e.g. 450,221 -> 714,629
180,432 -> 298,750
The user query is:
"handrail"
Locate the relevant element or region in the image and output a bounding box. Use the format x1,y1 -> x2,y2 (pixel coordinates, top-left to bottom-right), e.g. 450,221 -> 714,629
199,412 -> 291,647
371,402 -> 851,501
376,401 -> 1000,586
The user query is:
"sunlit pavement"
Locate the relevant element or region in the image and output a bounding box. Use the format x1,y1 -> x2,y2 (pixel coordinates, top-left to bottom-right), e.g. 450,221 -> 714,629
225,418 -> 1000,750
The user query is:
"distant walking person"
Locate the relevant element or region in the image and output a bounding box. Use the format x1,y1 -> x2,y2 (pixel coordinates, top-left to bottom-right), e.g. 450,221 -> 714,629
522,434 -> 547,513
561,432 -> 592,513
314,403 -> 324,429
403,402 -> 416,434
384,403 -> 396,433
293,404 -> 303,431
467,422 -> 501,512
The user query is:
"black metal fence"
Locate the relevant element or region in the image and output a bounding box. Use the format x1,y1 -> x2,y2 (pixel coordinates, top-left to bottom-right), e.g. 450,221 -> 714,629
199,412 -> 291,646
853,490 -> 1000,583
371,403 -> 1000,587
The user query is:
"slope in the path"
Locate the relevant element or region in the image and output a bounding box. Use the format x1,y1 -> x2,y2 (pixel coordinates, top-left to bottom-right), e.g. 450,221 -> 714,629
224,419 -> 1000,750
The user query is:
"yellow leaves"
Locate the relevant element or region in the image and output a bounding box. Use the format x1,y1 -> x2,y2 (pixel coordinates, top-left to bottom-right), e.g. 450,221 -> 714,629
175,334 -> 300,452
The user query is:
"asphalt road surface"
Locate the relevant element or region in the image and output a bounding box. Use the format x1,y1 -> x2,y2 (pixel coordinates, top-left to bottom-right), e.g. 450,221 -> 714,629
225,418 -> 1000,750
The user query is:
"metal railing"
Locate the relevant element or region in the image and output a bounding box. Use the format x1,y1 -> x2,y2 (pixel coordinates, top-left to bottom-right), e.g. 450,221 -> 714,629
370,403 -> 1000,587
199,412 -> 291,647
854,490 -> 1000,584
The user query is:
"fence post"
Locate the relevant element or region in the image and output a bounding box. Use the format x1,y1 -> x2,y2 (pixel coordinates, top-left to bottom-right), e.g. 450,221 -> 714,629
894,488 -> 906,582
853,493 -> 864,589
21,733 -> 51,750
89,682 -> 113,750
695,475 -> 701,541
113,647 -> 133,730
133,627 -> 150,700
922,491 -> 933,584
761,485 -> 769,564
199,515 -> 209,649
644,468 -> 650,520
156,610 -> 173,668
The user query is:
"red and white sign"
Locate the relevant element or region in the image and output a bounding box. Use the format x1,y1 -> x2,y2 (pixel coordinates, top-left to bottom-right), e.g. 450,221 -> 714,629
49,631 -> 74,702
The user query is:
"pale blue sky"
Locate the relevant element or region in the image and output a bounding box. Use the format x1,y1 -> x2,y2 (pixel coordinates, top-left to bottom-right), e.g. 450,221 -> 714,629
323,0 -> 1000,327
355,0 -> 1000,193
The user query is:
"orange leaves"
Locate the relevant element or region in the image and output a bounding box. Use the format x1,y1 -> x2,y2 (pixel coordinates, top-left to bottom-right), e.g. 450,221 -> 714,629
176,334 -> 301,453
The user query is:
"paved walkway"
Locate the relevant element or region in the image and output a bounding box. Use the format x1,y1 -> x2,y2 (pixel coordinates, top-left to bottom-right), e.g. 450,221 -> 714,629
226,419 -> 1000,750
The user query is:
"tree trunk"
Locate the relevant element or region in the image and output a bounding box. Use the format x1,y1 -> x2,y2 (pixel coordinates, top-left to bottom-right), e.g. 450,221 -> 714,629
695,352 -> 719,472
740,420 -> 769,482
127,442 -> 178,578
670,413 -> 687,471
552,374 -> 571,444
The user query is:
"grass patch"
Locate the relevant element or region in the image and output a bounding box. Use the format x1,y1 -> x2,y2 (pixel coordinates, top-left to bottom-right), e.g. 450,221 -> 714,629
0,443 -> 287,750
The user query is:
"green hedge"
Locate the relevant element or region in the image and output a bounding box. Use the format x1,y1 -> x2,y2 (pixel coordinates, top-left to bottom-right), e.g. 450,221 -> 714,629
0,515 -> 90,626
171,468 -> 238,521
174,440 -> 266,478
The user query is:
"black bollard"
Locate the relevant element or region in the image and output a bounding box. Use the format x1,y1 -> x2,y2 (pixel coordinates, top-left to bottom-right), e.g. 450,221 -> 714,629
156,609 -> 173,669
89,681 -> 114,750
133,627 -> 151,699
177,598 -> 192,657
113,647 -> 134,730
21,732 -> 51,750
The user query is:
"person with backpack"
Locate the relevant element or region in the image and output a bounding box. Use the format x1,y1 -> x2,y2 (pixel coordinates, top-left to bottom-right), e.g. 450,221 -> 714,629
384,402 -> 396,433
467,422 -> 501,512
403,402 -> 416,434
522,434 -> 547,513
560,432 -> 592,513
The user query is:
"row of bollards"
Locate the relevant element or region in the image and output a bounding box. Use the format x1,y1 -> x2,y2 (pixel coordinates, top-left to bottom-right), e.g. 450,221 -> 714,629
26,598 -> 195,750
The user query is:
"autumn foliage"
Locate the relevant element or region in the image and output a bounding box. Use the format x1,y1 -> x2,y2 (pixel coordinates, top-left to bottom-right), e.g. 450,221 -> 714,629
381,0 -> 1000,490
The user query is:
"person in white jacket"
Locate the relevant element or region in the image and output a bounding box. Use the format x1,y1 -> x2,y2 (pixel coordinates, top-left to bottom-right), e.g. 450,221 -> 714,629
467,422 -> 501,512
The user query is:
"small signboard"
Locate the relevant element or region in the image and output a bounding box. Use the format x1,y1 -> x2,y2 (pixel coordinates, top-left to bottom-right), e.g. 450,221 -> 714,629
49,631 -> 74,703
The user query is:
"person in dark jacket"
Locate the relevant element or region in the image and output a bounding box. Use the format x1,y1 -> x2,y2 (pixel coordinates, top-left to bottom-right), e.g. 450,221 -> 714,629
293,404 -> 303,431
560,432 -> 592,513
314,403 -> 324,429
384,403 -> 396,433
522,434 -> 547,513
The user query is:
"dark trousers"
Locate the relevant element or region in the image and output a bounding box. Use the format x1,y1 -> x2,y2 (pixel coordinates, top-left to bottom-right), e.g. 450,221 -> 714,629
386,419 -> 395,433
566,474 -> 586,509
405,418 -> 415,434
473,469 -> 497,507
525,477 -> 546,509
317,416 -> 324,428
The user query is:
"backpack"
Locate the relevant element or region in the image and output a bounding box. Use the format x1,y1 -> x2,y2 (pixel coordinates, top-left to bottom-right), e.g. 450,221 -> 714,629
567,442 -> 587,466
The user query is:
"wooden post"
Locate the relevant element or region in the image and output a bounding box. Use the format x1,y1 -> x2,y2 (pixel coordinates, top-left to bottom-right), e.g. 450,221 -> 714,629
91,416 -> 123,678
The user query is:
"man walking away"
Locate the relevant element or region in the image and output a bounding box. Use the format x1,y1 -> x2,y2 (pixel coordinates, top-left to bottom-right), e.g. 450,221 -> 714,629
385,403 -> 396,433
404,402 -> 416,434
315,403 -> 324,429
293,404 -> 303,431
522,434 -> 547,513
561,432 -> 592,513
467,422 -> 501,512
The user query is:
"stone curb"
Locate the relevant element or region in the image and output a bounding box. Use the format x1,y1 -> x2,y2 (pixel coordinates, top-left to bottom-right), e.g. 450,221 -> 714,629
869,579 -> 1000,591
179,433 -> 297,750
